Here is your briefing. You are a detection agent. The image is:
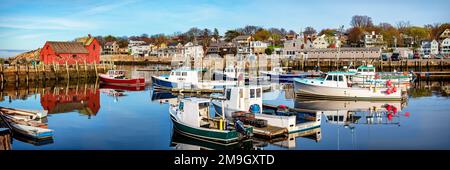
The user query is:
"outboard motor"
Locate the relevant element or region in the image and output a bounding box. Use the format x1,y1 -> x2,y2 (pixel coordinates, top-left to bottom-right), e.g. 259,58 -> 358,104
234,119 -> 250,137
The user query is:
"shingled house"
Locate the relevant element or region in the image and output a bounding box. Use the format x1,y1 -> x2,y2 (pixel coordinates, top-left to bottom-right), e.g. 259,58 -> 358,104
39,34 -> 100,64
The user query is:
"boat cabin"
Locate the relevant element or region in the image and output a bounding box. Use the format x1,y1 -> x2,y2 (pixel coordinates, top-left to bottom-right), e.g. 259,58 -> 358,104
107,70 -> 126,79
310,72 -> 352,88
271,67 -> 287,74
177,98 -> 212,128
356,65 -> 376,75
223,66 -> 245,79
223,85 -> 263,114
168,69 -> 201,83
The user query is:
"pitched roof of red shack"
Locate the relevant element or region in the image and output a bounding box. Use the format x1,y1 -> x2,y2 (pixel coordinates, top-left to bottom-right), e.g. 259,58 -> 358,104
46,41 -> 89,54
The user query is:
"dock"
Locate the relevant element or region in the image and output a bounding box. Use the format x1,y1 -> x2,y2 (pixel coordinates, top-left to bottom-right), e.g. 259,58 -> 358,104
0,62 -> 113,83
251,125 -> 288,139
414,71 -> 450,78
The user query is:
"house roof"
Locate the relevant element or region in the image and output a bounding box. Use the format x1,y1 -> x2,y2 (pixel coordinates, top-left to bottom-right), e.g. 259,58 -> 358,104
233,35 -> 252,41
46,41 -> 89,54
75,36 -> 95,46
104,41 -> 116,46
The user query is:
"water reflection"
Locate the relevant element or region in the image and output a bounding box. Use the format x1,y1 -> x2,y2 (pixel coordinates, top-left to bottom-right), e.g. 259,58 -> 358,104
41,83 -> 100,117
253,127 -> 322,149
0,70 -> 448,149
295,100 -> 407,126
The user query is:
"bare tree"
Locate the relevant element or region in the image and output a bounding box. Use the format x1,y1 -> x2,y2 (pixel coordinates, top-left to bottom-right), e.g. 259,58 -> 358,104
396,21 -> 411,30
379,22 -> 394,30
236,25 -> 260,35
350,15 -> 374,28
303,27 -> 316,36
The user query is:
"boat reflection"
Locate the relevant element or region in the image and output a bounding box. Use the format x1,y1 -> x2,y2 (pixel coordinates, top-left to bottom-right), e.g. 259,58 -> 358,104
295,100 -> 409,127
170,128 -> 254,150
150,90 -> 177,104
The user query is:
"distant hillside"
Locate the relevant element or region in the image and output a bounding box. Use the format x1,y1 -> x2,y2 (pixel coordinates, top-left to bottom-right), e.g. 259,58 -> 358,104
8,48 -> 41,64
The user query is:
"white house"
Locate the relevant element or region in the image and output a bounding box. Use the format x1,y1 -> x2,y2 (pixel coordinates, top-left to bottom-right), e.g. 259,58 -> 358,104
420,41 -> 431,58
250,41 -> 268,54
312,35 -> 329,49
441,38 -> 450,55
183,42 -> 204,59
283,37 -> 305,58
394,48 -> 413,59
128,40 -> 146,47
364,31 -> 384,48
130,45 -> 150,57
431,40 -> 439,55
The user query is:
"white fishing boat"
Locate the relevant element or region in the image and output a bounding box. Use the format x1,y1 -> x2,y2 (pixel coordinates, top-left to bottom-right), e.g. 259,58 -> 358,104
293,71 -> 404,101
152,68 -> 237,89
211,85 -> 321,133
213,65 -> 245,80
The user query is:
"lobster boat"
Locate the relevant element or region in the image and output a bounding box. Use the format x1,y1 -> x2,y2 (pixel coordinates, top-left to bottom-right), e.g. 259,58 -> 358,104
169,98 -> 252,144
293,71 -> 404,101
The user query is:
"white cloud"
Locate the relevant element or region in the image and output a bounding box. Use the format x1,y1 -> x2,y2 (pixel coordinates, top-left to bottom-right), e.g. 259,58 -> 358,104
0,17 -> 95,30
76,0 -> 139,16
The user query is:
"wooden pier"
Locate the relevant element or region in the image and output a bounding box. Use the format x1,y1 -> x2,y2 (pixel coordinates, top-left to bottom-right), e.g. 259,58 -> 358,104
252,125 -> 288,139
0,62 -> 113,83
280,58 -> 450,72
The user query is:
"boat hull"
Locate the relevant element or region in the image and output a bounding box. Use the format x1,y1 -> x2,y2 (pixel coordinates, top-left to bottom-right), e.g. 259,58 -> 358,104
294,79 -> 403,101
99,74 -> 145,86
170,110 -> 243,144
11,123 -> 53,139
152,76 -> 237,89
260,72 -> 308,82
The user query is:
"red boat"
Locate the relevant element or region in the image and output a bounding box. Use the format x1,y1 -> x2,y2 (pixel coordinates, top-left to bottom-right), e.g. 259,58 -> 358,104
99,70 -> 145,86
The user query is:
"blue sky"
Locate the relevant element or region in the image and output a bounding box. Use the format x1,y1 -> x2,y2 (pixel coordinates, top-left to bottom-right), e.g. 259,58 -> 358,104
0,0 -> 449,50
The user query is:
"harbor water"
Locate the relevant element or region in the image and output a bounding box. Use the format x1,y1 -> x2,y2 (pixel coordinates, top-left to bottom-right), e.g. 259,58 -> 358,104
1,65 -> 449,150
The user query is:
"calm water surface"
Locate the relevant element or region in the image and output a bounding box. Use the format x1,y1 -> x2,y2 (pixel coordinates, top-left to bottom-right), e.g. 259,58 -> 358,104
1,66 -> 449,150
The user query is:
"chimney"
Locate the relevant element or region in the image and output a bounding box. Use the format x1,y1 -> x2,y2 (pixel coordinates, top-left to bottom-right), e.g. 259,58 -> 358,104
88,34 -> 91,38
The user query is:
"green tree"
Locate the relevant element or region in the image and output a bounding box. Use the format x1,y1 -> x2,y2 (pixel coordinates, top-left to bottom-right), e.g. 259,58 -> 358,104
254,29 -> 271,41
319,29 -> 337,37
213,28 -> 220,39
104,35 -> 117,43
403,26 -> 431,42
265,47 -> 273,55
224,30 -> 241,42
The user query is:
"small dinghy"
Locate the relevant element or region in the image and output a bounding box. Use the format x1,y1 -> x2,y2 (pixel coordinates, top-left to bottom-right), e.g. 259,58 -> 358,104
0,107 -> 48,119
10,123 -> 53,139
0,111 -> 53,140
